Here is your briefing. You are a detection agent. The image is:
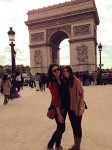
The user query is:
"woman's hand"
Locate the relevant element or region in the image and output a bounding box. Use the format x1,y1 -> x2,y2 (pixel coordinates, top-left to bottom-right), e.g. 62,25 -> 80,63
58,114 -> 64,123
79,108 -> 85,116
56,107 -> 64,123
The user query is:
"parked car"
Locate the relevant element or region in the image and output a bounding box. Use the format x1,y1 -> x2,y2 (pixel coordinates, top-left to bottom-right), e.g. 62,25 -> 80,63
22,73 -> 30,86
101,73 -> 109,85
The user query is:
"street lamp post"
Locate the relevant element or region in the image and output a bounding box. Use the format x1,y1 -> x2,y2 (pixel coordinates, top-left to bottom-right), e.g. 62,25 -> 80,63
98,43 -> 103,85
8,27 -> 19,98
8,27 -> 16,76
98,43 -> 102,71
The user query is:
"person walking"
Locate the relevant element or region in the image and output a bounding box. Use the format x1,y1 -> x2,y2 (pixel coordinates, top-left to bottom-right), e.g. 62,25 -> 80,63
62,65 -> 86,150
15,71 -> 23,92
41,73 -> 47,91
35,73 -> 41,91
93,71 -> 98,85
46,64 -> 64,150
1,74 -> 11,105
0,75 -> 3,93
29,74 -> 34,88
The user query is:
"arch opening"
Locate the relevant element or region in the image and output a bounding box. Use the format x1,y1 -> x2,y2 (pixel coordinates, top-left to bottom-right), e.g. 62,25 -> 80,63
60,39 -> 70,65
49,31 -> 69,64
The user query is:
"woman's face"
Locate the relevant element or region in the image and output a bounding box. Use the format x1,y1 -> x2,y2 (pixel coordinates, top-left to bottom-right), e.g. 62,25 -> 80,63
63,68 -> 70,78
52,66 -> 60,77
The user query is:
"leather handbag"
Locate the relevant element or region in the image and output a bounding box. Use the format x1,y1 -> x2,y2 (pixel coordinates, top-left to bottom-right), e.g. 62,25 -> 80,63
47,105 -> 56,120
47,109 -> 56,120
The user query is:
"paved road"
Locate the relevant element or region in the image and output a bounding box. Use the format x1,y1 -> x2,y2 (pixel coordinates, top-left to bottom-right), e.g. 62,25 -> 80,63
0,85 -> 112,150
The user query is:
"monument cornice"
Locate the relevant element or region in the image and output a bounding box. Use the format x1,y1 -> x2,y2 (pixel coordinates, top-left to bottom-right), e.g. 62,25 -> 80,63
26,8 -> 97,24
69,37 -> 96,43
72,64 -> 96,66
27,0 -> 98,23
26,13 -> 95,30
29,43 -> 58,48
28,0 -> 90,14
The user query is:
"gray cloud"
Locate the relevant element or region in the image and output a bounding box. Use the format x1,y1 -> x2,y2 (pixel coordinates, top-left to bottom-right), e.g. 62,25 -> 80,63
0,55 -> 9,65
96,0 -> 112,23
16,55 -> 30,66
15,48 -> 24,54
4,46 -> 11,52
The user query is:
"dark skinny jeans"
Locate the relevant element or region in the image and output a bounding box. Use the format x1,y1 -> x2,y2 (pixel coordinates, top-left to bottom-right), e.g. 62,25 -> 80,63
47,108 -> 82,148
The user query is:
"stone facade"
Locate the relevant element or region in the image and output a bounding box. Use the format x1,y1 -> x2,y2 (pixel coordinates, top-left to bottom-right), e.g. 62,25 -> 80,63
25,0 -> 99,74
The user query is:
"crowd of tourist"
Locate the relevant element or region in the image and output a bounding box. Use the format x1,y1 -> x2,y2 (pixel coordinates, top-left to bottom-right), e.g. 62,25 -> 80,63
0,70 -> 23,104
0,71 -> 48,105
27,73 -> 47,91
0,68 -> 112,105
75,71 -> 112,86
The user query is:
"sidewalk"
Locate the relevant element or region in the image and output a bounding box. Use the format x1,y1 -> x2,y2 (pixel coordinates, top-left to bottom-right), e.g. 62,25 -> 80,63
0,85 -> 112,150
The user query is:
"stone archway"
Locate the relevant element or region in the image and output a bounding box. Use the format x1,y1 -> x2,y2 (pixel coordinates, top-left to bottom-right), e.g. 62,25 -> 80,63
48,29 -> 69,64
25,0 -> 99,74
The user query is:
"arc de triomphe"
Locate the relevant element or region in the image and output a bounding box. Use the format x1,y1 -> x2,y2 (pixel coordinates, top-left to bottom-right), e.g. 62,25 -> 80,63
25,0 -> 99,74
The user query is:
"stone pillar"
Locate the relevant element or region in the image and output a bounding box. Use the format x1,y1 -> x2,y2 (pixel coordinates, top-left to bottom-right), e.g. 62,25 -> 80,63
70,21 -> 97,72
29,29 -> 51,74
70,41 -> 96,72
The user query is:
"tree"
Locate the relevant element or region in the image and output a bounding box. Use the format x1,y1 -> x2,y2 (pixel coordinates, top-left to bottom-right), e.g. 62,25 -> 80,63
16,65 -> 30,73
0,65 -> 4,75
5,68 -> 12,75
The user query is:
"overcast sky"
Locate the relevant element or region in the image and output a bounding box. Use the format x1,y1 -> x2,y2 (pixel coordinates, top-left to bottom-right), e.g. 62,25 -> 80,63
0,0 -> 112,69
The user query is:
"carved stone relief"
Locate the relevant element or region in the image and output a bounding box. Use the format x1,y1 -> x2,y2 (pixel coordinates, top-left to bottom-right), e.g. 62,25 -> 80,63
46,25 -> 71,40
73,24 -> 91,36
34,50 -> 42,65
76,44 -> 88,63
31,32 -> 44,43
29,14 -> 94,30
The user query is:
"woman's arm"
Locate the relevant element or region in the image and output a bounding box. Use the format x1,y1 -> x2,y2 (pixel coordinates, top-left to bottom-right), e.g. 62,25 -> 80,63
77,79 -> 85,116
49,82 -> 61,107
49,82 -> 64,123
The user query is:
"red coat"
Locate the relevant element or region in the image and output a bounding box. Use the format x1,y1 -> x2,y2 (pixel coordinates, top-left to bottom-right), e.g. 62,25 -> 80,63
48,81 -> 61,107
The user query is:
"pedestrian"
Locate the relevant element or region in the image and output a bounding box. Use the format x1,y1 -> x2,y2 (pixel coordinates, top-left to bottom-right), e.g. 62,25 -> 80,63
15,71 -> 23,92
1,74 -> 11,105
29,74 -> 34,88
93,71 -> 98,85
41,73 -> 47,91
46,64 -> 64,150
35,73 -> 41,91
39,74 -> 42,90
0,75 -> 3,93
62,65 -> 86,150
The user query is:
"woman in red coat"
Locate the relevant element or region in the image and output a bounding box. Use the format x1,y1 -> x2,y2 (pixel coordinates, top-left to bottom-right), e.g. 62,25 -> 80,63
46,64 -> 64,150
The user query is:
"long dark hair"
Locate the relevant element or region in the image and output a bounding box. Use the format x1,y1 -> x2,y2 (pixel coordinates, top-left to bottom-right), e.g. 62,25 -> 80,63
2,74 -> 8,83
47,64 -> 61,83
62,65 -> 74,88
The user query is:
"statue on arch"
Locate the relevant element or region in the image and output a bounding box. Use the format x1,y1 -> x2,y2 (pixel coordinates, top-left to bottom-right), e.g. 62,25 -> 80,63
34,50 -> 42,65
